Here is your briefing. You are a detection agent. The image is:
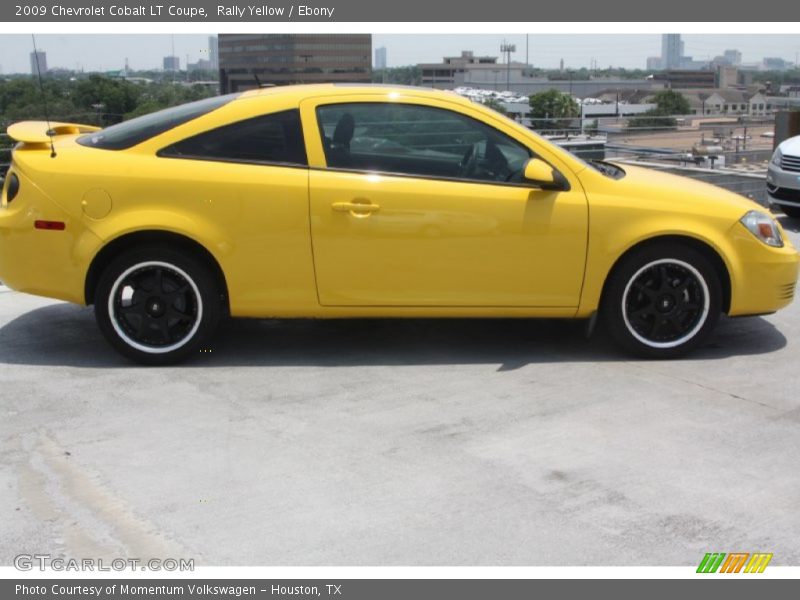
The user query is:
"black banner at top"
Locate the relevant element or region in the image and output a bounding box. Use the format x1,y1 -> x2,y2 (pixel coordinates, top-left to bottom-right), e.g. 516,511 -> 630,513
1,0 -> 798,22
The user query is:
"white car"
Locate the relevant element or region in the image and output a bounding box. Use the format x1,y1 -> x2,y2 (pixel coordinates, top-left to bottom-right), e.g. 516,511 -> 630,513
768,135 -> 800,218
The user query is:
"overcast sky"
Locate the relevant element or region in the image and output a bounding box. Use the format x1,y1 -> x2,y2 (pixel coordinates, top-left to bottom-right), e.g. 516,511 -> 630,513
0,33 -> 798,74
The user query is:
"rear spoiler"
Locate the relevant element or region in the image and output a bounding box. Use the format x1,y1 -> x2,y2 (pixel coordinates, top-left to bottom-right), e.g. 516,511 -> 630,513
6,121 -> 101,144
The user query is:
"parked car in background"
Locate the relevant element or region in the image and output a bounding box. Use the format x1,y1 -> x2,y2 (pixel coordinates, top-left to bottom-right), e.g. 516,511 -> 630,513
768,134 -> 800,218
1,85 -> 798,364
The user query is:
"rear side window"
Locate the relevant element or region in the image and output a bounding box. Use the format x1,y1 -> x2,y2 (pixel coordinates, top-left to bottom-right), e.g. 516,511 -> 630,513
159,109 -> 307,166
77,94 -> 239,150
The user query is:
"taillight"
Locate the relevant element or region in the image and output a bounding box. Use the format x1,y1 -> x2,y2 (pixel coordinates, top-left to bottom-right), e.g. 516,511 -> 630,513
6,173 -> 19,203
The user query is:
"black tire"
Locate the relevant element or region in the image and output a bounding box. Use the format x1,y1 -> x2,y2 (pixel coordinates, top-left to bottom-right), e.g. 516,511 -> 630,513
94,245 -> 222,365
779,204 -> 800,219
600,243 -> 722,359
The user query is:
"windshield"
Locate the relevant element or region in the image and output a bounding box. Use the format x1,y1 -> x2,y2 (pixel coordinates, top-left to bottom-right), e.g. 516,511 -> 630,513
77,93 -> 239,150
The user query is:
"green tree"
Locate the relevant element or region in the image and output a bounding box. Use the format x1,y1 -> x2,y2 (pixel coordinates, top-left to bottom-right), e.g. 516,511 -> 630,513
528,89 -> 580,130
650,89 -> 691,115
480,98 -> 508,116
628,89 -> 690,131
73,75 -> 141,124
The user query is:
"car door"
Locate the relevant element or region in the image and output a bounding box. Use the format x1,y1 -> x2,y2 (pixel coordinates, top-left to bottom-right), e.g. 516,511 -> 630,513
301,95 -> 588,307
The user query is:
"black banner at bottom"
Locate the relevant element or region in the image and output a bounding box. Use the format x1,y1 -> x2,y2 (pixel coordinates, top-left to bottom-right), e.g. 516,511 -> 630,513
4,579 -> 799,600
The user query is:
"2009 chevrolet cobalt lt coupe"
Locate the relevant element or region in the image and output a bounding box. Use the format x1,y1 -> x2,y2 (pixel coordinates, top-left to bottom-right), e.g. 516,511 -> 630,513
1,85 -> 797,364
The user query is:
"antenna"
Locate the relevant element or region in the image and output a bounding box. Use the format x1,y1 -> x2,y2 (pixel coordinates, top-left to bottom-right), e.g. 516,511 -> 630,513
31,34 -> 56,158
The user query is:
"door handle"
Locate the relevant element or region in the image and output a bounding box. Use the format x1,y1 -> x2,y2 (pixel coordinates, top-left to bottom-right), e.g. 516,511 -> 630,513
332,201 -> 381,213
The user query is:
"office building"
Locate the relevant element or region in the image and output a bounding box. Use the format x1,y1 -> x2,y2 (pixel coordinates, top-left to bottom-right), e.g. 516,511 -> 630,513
30,50 -> 47,75
209,36 -> 219,70
163,55 -> 180,72
723,49 -> 742,66
375,46 -> 387,70
661,34 -> 683,70
218,34 -> 372,93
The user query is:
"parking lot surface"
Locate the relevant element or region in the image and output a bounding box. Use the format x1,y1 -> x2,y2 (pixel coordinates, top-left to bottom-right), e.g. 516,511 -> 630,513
2,219 -> 800,566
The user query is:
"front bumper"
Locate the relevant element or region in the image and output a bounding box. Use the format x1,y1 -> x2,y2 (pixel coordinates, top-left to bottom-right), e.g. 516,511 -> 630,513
727,220 -> 800,316
767,162 -> 800,208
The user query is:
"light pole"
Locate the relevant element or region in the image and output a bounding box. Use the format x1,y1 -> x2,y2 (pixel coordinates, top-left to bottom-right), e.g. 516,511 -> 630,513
500,42 -> 516,92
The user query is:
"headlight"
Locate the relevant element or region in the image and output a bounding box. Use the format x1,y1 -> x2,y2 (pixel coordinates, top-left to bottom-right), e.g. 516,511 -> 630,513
740,210 -> 784,248
771,147 -> 782,167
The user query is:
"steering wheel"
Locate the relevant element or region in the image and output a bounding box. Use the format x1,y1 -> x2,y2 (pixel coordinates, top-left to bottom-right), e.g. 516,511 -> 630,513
459,142 -> 482,178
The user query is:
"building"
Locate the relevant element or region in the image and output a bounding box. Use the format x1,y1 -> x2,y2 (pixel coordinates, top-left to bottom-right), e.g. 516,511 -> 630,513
646,57 -> 662,70
681,89 -> 772,116
717,66 -> 752,89
419,51 -> 505,87
762,57 -> 793,71
163,55 -> 180,72
657,34 -> 710,71
208,36 -> 219,70
187,59 -> 213,72
218,34 -> 372,93
29,50 -> 47,75
418,51 -> 656,97
652,70 -> 716,89
723,49 -> 742,66
680,57 -> 709,70
661,34 -> 683,70
374,46 -> 387,70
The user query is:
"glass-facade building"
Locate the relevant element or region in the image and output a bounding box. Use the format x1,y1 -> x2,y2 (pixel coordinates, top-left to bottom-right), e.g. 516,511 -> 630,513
219,34 -> 372,93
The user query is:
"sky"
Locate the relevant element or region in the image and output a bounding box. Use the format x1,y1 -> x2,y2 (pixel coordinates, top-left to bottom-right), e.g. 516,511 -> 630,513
0,33 -> 798,74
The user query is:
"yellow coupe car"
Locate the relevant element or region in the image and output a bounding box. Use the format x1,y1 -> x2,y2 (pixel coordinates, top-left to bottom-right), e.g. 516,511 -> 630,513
1,84 -> 797,364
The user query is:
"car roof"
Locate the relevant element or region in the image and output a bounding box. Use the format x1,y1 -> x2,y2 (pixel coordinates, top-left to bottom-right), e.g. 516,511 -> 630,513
237,83 -> 474,106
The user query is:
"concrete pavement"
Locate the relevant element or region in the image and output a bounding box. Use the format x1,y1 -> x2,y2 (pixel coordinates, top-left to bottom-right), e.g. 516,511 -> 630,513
1,219 -> 800,566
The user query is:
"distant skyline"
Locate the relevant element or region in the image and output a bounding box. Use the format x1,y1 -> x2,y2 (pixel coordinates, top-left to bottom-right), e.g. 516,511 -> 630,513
0,33 -> 798,74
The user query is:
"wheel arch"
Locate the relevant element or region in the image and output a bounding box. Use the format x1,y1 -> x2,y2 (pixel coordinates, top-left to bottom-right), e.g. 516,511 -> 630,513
84,230 -> 229,312
600,234 -> 732,315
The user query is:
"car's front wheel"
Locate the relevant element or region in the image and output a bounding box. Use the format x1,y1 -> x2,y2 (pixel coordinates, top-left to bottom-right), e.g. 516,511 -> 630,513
94,246 -> 222,365
601,244 -> 722,358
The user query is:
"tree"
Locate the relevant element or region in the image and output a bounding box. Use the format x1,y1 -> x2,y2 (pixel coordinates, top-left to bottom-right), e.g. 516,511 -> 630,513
480,98 -> 508,116
650,89 -> 691,115
628,89 -> 690,131
74,75 -> 140,124
528,89 -> 580,130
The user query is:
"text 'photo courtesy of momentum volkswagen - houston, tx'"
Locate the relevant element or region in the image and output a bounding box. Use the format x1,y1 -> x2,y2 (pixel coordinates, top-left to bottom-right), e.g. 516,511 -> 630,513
1,84 -> 797,364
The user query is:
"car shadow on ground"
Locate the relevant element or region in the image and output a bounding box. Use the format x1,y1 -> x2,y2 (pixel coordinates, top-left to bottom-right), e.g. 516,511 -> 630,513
776,214 -> 800,233
0,302 -> 787,369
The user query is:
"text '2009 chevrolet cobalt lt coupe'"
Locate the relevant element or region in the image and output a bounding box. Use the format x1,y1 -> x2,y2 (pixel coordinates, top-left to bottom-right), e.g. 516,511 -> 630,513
1,85 -> 797,364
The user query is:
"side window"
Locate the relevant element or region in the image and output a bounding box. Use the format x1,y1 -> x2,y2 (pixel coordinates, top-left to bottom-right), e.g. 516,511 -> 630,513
160,109 -> 307,166
316,103 -> 531,183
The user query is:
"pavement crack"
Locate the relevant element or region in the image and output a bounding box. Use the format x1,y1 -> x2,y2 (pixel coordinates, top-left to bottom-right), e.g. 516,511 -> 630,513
626,362 -> 778,410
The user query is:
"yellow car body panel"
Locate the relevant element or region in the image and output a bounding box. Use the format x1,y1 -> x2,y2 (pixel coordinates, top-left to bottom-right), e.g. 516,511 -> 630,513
0,84 -> 797,325
575,164 -> 799,317
300,92 -> 588,307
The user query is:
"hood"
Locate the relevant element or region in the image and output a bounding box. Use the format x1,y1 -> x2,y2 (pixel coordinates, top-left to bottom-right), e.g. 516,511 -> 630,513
777,135 -> 800,157
604,163 -> 763,219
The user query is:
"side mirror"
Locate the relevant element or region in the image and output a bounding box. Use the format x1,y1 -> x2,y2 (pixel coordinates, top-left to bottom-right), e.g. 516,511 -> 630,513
523,158 -> 566,190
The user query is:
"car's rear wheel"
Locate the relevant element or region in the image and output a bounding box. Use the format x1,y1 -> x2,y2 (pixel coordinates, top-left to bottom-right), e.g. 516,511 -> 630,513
94,246 -> 221,365
779,204 -> 800,219
601,243 -> 722,358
